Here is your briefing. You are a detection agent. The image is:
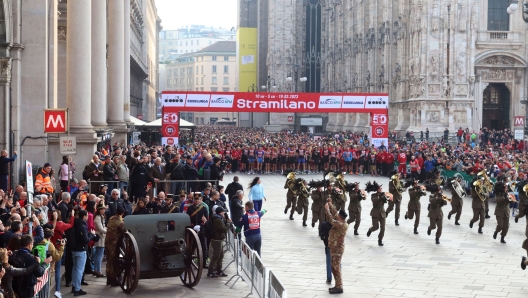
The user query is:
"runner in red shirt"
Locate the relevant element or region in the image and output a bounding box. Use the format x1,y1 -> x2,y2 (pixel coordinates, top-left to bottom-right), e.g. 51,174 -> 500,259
386,151 -> 395,177
397,151 -> 407,178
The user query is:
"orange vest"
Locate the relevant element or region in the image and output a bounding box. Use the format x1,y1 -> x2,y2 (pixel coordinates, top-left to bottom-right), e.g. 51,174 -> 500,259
35,172 -> 54,194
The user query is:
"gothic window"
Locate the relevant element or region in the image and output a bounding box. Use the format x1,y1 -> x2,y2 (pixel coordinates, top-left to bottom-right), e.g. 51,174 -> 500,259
0,0 -> 5,42
487,0 -> 510,31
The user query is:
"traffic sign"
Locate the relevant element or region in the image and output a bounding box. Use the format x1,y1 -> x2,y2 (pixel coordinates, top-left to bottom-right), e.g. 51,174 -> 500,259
44,109 -> 68,133
514,115 -> 525,127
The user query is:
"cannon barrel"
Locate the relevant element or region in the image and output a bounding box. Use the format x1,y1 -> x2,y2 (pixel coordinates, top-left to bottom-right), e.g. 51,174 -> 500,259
155,238 -> 185,249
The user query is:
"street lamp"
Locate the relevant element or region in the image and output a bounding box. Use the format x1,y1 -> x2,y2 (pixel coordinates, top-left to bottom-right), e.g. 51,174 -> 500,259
299,77 -> 307,92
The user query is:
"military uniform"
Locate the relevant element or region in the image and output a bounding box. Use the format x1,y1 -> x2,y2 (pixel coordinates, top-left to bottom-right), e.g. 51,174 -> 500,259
311,190 -> 324,227
405,186 -> 424,232
494,192 -> 510,242
325,204 -> 348,292
469,184 -> 486,232
105,214 -> 125,282
448,187 -> 464,223
515,186 -> 528,220
160,203 -> 180,213
427,193 -> 447,243
367,192 -> 387,243
284,179 -> 298,217
346,189 -> 363,232
386,179 -> 403,224
329,189 -> 347,212
523,218 -> 528,268
296,190 -> 310,225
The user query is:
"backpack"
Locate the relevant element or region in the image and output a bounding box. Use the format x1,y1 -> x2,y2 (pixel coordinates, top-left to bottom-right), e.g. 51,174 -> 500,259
170,163 -> 184,180
82,165 -> 89,180
32,241 -> 49,266
204,218 -> 215,239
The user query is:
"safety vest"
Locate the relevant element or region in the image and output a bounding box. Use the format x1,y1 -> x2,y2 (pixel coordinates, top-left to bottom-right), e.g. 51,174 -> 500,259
246,212 -> 260,231
35,172 -> 53,194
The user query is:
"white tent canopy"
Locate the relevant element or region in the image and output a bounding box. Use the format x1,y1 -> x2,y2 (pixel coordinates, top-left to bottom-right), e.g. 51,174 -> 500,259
129,116 -> 146,125
142,118 -> 196,128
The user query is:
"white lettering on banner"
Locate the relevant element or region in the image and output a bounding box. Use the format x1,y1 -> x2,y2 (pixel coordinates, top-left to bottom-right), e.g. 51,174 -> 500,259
185,94 -> 211,107
371,138 -> 388,147
514,116 -> 525,127
161,94 -> 186,107
317,96 -> 343,109
209,95 -> 235,108
342,96 -> 366,109
236,99 -> 316,110
365,96 -> 389,109
372,114 -> 388,124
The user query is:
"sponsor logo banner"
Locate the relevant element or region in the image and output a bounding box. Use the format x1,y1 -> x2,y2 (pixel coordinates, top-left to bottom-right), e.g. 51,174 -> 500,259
342,96 -> 366,109
185,94 -> 211,107
365,96 -> 388,109
161,94 -> 186,107
318,96 -> 343,109
210,94 -> 235,108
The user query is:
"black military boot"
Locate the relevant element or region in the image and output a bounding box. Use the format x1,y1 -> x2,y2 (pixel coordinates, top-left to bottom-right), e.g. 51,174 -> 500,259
515,217 -> 519,223
367,229 -> 372,237
354,229 -> 359,235
414,228 -> 418,234
469,221 -> 474,228
427,228 -> 431,235
447,213 -> 451,220
289,214 -> 294,220
311,222 -> 315,228
302,220 -> 307,227
522,257 -> 527,270
284,208 -> 288,214
455,220 -> 460,225
493,231 -> 498,239
478,227 -> 483,234
435,238 -> 440,244
395,219 -> 399,226
378,240 -> 384,246
500,236 -> 506,244
485,211 -> 491,219
404,213 -> 408,220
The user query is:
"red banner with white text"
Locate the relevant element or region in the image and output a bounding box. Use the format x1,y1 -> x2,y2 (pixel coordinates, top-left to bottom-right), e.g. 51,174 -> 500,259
161,91 -> 389,147
162,106 -> 179,146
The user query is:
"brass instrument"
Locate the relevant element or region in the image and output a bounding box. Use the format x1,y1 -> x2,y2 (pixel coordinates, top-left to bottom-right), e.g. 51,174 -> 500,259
287,172 -> 296,180
451,178 -> 466,198
298,180 -> 310,197
473,179 -> 487,202
524,184 -> 528,194
391,174 -> 405,194
478,169 -> 494,193
418,185 -> 427,196
510,181 -> 517,193
508,193 -> 517,202
442,195 -> 452,202
325,172 -> 336,185
335,173 -> 347,193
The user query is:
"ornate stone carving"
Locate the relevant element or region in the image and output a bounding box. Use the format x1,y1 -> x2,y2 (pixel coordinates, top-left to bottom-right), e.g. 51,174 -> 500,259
482,56 -> 516,65
453,111 -> 467,124
427,111 -> 440,123
430,56 -> 438,81
419,76 -> 426,96
428,84 -> 440,94
458,3 -> 467,32
393,63 -> 401,87
488,68 -> 506,80
516,70 -> 522,84
352,72 -> 358,89
455,84 -> 468,95
378,64 -> 385,91
365,70 -> 371,88
0,57 -> 12,77
58,26 -> 67,41
442,74 -> 451,98
469,76 -> 475,98
505,82 -> 512,92
457,56 -> 466,81
471,5 -> 477,31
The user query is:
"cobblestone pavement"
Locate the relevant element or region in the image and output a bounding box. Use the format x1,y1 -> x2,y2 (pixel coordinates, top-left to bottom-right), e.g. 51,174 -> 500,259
60,172 -> 528,297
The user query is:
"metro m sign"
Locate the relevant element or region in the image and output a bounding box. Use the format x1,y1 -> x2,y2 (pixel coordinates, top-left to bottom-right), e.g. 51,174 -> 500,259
514,116 -> 525,128
44,109 -> 68,133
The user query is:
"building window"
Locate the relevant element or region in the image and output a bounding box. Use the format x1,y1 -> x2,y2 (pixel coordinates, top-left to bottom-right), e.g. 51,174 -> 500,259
488,0 -> 510,31
186,41 -> 188,46
224,56 -> 229,61
200,87 -> 204,91
212,56 -> 217,61
201,118 -> 205,125
180,41 -> 183,46
212,65 -> 217,73
224,66 -> 229,73
196,66 -> 198,73
201,77 -> 204,85
196,88 -> 199,91
197,40 -> 200,45
196,77 -> 199,85
223,77 -> 229,85
223,87 -> 230,92
211,87 -> 218,92
201,65 -> 204,74
212,77 -> 217,85
168,41 -> 173,46
180,78 -> 184,87
167,79 -> 171,87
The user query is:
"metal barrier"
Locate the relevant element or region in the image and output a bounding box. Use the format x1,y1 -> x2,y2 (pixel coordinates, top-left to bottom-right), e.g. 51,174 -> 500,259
252,253 -> 267,298
268,269 -> 287,298
239,240 -> 254,288
34,267 -> 50,298
224,228 -> 243,289
86,179 -> 219,194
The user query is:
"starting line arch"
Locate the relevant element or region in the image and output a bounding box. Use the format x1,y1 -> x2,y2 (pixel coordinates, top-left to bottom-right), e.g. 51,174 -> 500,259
160,91 -> 389,146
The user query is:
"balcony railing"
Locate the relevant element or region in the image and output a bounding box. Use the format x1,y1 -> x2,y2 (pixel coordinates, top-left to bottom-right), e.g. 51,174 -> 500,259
489,31 -> 508,40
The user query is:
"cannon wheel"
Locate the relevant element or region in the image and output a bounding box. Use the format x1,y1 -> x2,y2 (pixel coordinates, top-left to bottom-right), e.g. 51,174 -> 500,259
117,231 -> 140,294
180,228 -> 203,288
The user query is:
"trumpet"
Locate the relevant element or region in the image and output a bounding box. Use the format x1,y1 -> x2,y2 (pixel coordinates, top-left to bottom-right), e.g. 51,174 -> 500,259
383,192 -> 394,202
418,185 -> 427,196
359,189 -> 367,199
442,195 -> 452,202
508,193 -> 517,203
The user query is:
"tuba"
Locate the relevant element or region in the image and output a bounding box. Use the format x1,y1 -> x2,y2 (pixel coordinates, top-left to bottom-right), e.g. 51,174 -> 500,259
473,179 -> 487,202
336,173 -> 347,192
287,172 -> 296,180
391,174 -> 404,194
451,178 -> 466,198
478,169 -> 494,193
325,172 -> 336,185
298,180 -> 310,197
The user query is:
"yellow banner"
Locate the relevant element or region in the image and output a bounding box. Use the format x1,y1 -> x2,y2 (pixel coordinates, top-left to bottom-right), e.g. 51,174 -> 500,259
237,28 -> 258,92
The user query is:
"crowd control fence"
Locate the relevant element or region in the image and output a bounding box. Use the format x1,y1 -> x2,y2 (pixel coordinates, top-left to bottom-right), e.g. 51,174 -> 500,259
224,227 -> 287,298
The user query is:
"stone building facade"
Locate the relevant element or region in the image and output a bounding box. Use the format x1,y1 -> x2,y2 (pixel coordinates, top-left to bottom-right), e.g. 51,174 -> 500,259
258,0 -> 528,134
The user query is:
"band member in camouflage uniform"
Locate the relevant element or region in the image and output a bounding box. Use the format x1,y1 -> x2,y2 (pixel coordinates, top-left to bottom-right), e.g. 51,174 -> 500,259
386,172 -> 404,226
366,181 -> 392,246
346,182 -> 366,235
493,182 -> 511,244
296,180 -> 310,227
284,172 -> 298,220
447,177 -> 464,225
405,180 -> 426,234
427,186 -> 447,244
328,183 -> 346,211
105,206 -> 126,286
324,202 -> 348,294
309,181 -> 325,228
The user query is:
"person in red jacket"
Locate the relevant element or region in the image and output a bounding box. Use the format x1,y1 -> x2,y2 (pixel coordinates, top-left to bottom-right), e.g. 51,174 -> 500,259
48,209 -> 74,295
416,153 -> 425,182
397,151 -> 407,178
385,151 -> 395,177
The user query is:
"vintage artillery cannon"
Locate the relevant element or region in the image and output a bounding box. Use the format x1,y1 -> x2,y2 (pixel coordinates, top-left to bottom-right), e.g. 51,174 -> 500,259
115,213 -> 203,293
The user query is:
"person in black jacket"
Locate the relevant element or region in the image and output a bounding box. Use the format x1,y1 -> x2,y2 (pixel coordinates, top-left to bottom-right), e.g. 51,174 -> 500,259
106,189 -> 125,222
186,195 -> 209,268
12,235 -> 52,298
130,156 -> 150,202
183,156 -> 199,192
225,176 -> 244,214
210,157 -> 224,183
58,192 -> 72,223
71,210 -> 97,296
230,190 -> 245,223
102,156 -> 117,195
207,191 -> 227,218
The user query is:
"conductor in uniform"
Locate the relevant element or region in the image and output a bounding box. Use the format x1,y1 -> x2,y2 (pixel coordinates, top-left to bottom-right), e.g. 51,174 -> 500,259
427,186 -> 448,244
324,201 -> 348,294
366,181 -> 392,246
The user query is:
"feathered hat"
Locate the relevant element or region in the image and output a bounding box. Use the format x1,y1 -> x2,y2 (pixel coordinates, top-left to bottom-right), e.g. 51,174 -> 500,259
365,181 -> 382,193
308,180 -> 326,190
345,182 -> 360,192
493,181 -> 506,194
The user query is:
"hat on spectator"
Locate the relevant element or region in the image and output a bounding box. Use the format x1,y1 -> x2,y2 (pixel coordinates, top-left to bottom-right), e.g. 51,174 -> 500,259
166,194 -> 173,200
43,163 -> 51,168
215,207 -> 225,214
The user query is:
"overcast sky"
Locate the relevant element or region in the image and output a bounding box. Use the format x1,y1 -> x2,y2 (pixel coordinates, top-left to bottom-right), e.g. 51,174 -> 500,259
155,0 -> 238,30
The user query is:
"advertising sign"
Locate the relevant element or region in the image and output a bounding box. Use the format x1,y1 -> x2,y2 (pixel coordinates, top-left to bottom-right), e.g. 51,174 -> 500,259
59,136 -> 77,155
237,28 -> 258,93
162,106 -> 179,145
26,160 -> 34,194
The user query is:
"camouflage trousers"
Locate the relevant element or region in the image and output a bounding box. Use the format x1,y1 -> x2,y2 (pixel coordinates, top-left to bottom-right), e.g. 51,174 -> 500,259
330,249 -> 344,289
